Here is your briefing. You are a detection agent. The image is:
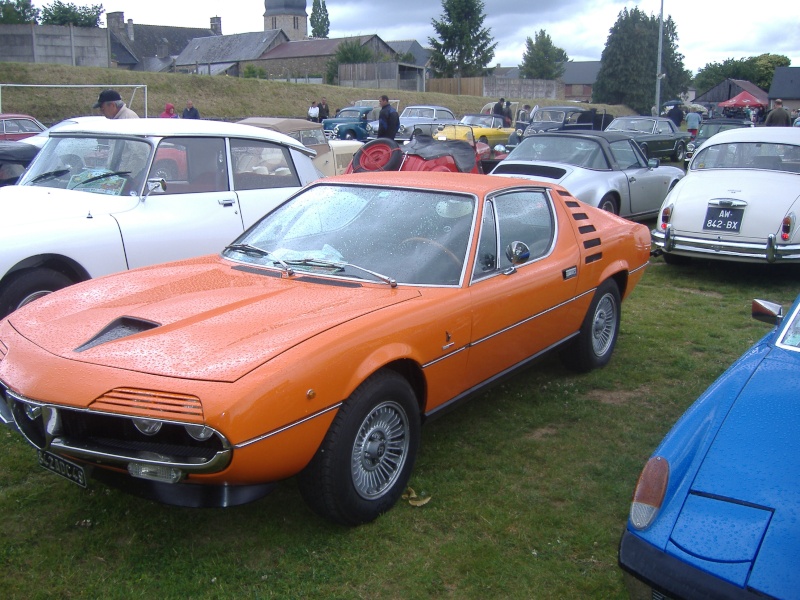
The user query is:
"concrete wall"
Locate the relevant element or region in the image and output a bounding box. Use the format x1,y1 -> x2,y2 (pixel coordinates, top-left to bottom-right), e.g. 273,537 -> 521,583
0,24 -> 109,68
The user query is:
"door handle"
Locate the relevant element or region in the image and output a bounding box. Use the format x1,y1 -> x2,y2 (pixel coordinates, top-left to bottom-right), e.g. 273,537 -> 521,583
629,176 -> 636,183
218,198 -> 236,207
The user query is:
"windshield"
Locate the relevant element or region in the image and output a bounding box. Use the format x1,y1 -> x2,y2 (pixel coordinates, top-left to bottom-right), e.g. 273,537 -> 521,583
461,115 -> 500,128
402,107 -> 435,119
287,128 -> 327,146
607,118 -> 656,133
779,303 -> 800,350
697,123 -> 748,140
531,110 -> 566,123
222,183 -> 477,286
19,135 -> 152,195
336,109 -> 361,119
690,141 -> 800,172
506,136 -> 609,169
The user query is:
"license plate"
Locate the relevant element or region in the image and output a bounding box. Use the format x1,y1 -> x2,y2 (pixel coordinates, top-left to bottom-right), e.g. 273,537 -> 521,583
703,206 -> 744,232
37,450 -> 87,488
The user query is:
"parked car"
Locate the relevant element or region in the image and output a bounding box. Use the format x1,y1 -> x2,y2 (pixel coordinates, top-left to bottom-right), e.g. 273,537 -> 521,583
0,113 -> 45,141
367,105 -> 458,142
491,131 -> 684,219
0,140 -> 39,186
684,117 -> 753,166
605,116 -> 691,161
0,118 -> 319,318
653,127 -> 800,264
435,114 -> 515,147
620,294 -> 800,600
322,106 -> 377,140
0,171 -> 650,525
237,116 -> 362,176
523,106 -> 613,137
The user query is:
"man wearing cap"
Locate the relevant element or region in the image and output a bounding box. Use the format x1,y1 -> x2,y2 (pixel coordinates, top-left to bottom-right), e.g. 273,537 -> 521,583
93,89 -> 139,119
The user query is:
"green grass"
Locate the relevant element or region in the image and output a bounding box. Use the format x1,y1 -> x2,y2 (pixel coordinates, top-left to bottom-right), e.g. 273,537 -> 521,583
2,251 -> 798,599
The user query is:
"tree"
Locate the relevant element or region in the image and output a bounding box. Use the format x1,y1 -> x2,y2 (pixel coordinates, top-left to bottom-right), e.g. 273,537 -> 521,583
40,1 -> 103,27
593,7 -> 691,115
309,0 -> 329,39
428,0 -> 497,78
694,53 -> 790,94
325,38 -> 375,84
519,30 -> 568,80
0,0 -> 39,24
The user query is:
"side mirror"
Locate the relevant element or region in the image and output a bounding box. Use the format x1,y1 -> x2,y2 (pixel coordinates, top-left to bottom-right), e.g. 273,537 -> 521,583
752,299 -> 783,326
144,177 -> 166,198
648,158 -> 660,169
505,241 -> 530,265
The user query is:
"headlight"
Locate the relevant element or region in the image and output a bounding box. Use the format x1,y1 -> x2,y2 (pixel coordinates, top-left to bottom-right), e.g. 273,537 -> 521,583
133,418 -> 162,436
687,142 -> 696,152
333,125 -> 340,133
185,424 -> 214,441
630,456 -> 669,530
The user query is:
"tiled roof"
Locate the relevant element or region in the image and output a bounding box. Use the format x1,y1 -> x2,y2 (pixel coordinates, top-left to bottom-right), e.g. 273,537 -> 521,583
175,30 -> 286,66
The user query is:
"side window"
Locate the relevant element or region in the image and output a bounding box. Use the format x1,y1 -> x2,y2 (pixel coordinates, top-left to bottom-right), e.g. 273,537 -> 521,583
610,140 -> 644,169
496,191 -> 554,270
150,137 -> 228,194
230,138 -> 300,191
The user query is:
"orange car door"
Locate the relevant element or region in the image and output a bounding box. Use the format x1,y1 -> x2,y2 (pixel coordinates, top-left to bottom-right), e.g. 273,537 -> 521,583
464,189 -> 582,388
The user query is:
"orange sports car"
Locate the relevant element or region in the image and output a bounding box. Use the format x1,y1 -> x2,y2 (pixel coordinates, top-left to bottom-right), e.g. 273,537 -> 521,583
0,172 -> 650,525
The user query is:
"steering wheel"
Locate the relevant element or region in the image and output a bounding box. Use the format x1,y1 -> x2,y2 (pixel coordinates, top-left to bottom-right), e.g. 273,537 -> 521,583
399,237 -> 463,270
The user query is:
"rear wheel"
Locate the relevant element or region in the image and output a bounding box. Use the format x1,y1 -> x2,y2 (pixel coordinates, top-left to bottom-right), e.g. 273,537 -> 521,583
0,268 -> 75,319
298,370 -> 420,525
598,194 -> 619,215
672,143 -> 686,162
561,280 -> 620,373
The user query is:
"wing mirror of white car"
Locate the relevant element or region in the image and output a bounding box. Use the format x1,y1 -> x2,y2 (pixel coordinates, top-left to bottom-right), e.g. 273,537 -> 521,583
647,158 -> 660,169
144,177 -> 167,199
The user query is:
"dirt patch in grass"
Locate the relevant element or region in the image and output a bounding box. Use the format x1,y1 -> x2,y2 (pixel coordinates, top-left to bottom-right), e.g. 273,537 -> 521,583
585,386 -> 651,406
527,426 -> 559,440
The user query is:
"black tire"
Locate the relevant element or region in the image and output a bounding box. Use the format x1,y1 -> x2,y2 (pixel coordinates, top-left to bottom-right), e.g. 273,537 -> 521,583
478,135 -> 489,145
598,194 -> 619,215
344,130 -> 356,140
152,160 -> 178,180
560,279 -> 621,373
0,268 -> 75,319
351,139 -> 403,173
662,252 -> 691,266
298,370 -> 420,526
672,143 -> 686,162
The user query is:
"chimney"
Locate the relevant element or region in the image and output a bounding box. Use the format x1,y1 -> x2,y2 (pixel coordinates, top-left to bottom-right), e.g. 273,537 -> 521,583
126,19 -> 134,41
210,17 -> 222,36
106,11 -> 124,31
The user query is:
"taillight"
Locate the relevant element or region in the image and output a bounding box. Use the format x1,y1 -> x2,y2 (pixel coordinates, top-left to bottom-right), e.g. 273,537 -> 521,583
659,205 -> 673,231
630,456 -> 669,530
781,213 -> 794,241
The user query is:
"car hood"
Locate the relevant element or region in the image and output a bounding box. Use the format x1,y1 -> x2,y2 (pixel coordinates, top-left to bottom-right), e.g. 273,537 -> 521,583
667,170 -> 800,240
0,184 -> 139,225
9,256 -> 420,382
669,350 -> 800,594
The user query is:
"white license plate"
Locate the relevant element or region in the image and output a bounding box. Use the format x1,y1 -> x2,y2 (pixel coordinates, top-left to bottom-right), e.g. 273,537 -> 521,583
37,450 -> 87,488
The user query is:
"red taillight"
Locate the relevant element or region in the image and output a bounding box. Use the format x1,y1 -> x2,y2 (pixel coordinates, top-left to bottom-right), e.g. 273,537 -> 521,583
781,215 -> 793,241
659,206 -> 672,230
630,456 -> 669,530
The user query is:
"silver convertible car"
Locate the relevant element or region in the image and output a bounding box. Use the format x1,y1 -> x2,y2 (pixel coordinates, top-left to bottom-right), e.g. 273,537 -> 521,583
490,131 -> 685,219
653,127 -> 800,264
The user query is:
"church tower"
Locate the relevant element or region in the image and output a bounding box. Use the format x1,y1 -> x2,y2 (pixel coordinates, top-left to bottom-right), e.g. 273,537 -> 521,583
264,0 -> 308,41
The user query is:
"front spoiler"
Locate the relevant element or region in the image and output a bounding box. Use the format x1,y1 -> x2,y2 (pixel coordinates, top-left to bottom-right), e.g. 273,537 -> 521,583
653,226 -> 800,263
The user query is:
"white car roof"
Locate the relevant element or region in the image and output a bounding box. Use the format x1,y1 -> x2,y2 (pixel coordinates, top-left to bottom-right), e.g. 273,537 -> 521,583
47,117 -> 311,155
700,125 -> 800,146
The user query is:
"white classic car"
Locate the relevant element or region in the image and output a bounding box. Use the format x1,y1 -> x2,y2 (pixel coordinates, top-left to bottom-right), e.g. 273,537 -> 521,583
653,127 -> 800,264
0,118 -> 319,317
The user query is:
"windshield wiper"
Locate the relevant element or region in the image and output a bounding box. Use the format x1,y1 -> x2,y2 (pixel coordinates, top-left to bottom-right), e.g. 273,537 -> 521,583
72,170 -> 131,188
285,258 -> 397,287
224,243 -> 294,275
29,168 -> 70,183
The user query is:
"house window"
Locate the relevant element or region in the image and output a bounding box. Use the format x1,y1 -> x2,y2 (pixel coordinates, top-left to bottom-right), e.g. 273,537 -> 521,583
293,16 -> 299,29
271,17 -> 276,29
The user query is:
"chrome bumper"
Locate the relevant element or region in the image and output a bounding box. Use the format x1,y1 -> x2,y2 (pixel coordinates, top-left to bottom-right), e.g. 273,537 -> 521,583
653,226 -> 800,263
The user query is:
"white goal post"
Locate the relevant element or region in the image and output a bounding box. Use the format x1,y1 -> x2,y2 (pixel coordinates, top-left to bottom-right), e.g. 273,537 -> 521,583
0,83 -> 148,117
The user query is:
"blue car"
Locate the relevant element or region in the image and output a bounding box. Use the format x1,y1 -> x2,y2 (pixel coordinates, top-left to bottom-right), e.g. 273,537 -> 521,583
619,295 -> 800,599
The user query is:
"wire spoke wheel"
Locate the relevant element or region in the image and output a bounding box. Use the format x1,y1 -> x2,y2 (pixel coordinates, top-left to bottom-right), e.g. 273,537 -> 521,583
350,400 -> 410,500
591,292 -> 618,357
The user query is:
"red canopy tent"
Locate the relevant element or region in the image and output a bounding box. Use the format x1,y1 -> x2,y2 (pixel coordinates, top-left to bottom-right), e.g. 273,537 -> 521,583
718,91 -> 767,108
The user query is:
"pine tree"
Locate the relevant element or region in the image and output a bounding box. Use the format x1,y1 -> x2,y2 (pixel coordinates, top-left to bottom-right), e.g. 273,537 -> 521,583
518,30 -> 568,80
592,7 -> 691,115
309,0 -> 330,39
428,0 -> 497,78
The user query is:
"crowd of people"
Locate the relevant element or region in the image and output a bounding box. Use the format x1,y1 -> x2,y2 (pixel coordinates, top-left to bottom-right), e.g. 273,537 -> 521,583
92,90 -> 202,121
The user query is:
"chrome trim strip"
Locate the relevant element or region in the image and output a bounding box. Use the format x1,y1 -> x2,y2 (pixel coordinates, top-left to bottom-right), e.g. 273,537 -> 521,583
235,402 -> 343,448
653,231 -> 800,262
421,344 -> 468,369
630,261 -> 649,275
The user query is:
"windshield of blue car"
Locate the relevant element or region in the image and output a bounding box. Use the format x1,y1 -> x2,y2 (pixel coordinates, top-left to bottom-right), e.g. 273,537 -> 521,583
690,142 -> 800,172
506,136 -> 610,170
224,183 -> 477,286
531,110 -> 566,123
19,135 -> 152,195
606,118 -> 656,133
779,304 -> 800,349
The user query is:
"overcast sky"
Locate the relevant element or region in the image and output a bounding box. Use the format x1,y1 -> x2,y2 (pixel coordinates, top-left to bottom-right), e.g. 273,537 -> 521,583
76,0 -> 799,75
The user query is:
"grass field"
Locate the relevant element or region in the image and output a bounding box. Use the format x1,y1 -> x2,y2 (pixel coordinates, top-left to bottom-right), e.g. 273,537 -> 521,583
2,249 -> 798,599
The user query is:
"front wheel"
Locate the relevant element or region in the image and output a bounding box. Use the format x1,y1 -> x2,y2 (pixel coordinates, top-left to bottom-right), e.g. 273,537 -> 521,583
0,268 -> 75,319
672,143 -> 686,162
344,131 -> 356,140
298,370 -> 420,525
560,280 -> 621,373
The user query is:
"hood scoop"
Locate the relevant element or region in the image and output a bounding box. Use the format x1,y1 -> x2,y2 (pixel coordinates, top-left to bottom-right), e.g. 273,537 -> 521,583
75,316 -> 160,353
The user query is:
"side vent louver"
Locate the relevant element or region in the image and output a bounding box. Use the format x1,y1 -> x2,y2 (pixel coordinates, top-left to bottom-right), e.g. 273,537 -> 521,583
75,317 -> 160,352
